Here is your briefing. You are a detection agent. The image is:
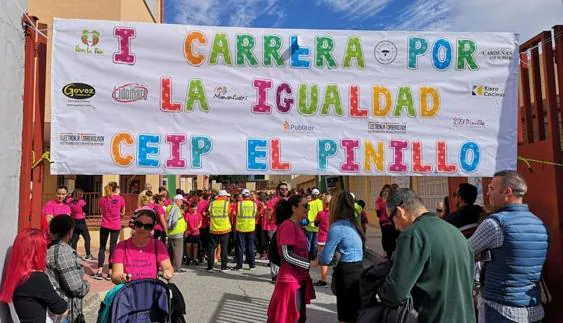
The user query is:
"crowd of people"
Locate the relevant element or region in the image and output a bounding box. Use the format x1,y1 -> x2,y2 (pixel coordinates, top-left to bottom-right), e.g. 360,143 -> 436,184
0,169 -> 550,323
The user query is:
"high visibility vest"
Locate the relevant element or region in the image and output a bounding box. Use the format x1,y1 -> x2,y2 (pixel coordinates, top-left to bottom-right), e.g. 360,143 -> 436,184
236,200 -> 256,233
354,203 -> 362,219
167,205 -> 187,236
209,199 -> 231,234
306,199 -> 323,233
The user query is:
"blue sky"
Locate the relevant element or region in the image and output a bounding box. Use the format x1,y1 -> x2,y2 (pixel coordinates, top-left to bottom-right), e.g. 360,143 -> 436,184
164,0 -> 562,42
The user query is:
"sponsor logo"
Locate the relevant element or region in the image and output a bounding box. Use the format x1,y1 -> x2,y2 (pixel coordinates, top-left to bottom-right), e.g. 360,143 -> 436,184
59,133 -> 104,146
480,48 -> 513,62
374,41 -> 398,65
62,83 -> 95,100
368,121 -> 407,134
75,30 -> 104,55
472,85 -> 504,97
112,83 -> 148,103
282,121 -> 315,134
213,86 -> 248,101
452,117 -> 486,128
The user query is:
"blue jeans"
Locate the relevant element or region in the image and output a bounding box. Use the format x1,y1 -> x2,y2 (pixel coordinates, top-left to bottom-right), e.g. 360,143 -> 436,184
305,231 -> 318,257
236,232 -> 256,269
484,303 -> 541,323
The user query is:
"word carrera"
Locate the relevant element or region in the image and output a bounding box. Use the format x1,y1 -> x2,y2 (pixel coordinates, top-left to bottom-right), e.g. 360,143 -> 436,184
180,31 -> 480,70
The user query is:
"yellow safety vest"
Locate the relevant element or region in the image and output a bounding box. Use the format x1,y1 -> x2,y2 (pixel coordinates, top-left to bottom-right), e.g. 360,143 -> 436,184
167,206 -> 187,236
306,199 -> 323,233
236,200 -> 256,233
209,199 -> 231,234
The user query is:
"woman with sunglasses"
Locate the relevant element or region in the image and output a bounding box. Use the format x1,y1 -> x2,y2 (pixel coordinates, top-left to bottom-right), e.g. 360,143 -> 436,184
267,195 -> 315,323
110,207 -> 174,284
320,191 -> 365,323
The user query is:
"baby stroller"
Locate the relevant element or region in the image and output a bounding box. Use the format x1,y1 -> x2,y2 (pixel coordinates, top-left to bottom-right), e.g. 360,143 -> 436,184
98,279 -> 172,323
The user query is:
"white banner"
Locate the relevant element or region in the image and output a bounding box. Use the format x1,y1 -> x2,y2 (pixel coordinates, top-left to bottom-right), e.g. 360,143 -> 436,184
50,18 -> 519,176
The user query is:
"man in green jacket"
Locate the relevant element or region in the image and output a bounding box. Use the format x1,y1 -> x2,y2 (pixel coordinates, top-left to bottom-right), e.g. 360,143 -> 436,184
380,188 -> 475,323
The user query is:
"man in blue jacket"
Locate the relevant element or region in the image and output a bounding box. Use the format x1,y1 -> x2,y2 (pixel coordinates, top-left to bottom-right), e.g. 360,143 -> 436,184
470,170 -> 548,323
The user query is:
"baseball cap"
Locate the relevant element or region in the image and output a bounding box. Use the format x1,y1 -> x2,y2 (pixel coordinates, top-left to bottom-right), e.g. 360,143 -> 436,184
311,188 -> 320,196
174,194 -> 187,202
218,190 -> 231,197
242,189 -> 251,197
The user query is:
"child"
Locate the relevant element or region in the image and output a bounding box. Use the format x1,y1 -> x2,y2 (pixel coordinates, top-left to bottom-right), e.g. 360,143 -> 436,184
184,202 -> 202,266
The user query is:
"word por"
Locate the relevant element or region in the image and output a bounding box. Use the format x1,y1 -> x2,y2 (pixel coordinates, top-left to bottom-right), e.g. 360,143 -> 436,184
408,38 -> 479,70
111,132 -> 212,169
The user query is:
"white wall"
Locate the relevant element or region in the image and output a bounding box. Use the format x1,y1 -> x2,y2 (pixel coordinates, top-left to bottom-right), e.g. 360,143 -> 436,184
0,0 -> 26,321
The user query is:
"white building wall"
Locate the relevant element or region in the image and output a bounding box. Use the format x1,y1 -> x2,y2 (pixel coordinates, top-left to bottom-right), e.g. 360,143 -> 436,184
0,0 -> 26,320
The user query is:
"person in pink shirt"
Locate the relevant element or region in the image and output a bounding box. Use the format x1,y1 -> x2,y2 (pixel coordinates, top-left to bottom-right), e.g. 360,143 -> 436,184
151,194 -> 168,243
42,185 -> 71,225
184,202 -> 202,266
158,186 -> 171,207
262,183 -> 289,260
197,191 -> 210,263
67,188 -> 94,260
94,182 -> 125,280
111,207 -> 173,283
314,195 -> 331,287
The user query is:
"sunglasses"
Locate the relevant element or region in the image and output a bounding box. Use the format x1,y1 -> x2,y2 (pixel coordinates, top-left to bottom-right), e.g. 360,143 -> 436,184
134,221 -> 155,231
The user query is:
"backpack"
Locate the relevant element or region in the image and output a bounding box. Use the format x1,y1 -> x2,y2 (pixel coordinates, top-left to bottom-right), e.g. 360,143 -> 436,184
267,231 -> 281,266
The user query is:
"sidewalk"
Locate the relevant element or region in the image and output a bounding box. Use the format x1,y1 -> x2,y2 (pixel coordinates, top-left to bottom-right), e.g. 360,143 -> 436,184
75,245 -> 114,313
365,224 -> 385,262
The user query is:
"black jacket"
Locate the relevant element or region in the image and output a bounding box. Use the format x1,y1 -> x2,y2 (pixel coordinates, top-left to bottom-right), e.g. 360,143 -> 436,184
444,205 -> 484,238
358,259 -> 418,323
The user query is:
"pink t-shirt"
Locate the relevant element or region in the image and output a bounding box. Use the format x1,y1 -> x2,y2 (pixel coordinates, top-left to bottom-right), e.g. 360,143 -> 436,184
316,209 -> 330,244
276,219 -> 310,283
67,199 -> 86,220
197,199 -> 210,229
263,197 -> 280,231
186,211 -> 202,236
147,203 -> 166,232
42,200 -> 71,216
111,238 -> 169,280
376,197 -> 391,226
98,195 -> 125,230
163,198 -> 171,207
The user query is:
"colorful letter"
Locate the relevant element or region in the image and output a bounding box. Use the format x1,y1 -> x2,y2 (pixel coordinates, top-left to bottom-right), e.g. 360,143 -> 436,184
236,34 -> 258,66
420,87 -> 440,117
408,37 -> 428,69
394,87 -> 416,117
341,139 -> 360,172
247,139 -> 268,171
315,36 -> 337,69
185,79 -> 209,112
191,136 -> 212,168
290,35 -> 311,68
457,39 -> 479,71
373,86 -> 392,117
459,141 -> 480,173
161,77 -> 182,112
209,33 -> 232,65
113,27 -> 136,65
349,85 -> 368,118
263,35 -> 285,67
270,138 -> 291,170
184,31 -> 206,66
321,84 -> 343,116
364,140 -> 384,172
138,134 -> 160,167
252,79 -> 272,113
437,141 -> 457,173
432,38 -> 452,70
276,83 -> 293,113
343,37 -> 365,69
318,139 -> 337,171
389,140 -> 408,173
165,134 -> 186,169
412,141 -> 432,173
298,83 -> 319,116
111,132 -> 134,166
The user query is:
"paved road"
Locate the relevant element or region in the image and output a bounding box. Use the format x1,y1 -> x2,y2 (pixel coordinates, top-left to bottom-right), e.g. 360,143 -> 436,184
84,257 -> 340,322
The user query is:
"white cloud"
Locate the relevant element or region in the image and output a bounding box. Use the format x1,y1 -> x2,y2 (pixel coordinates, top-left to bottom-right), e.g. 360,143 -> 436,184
316,0 -> 393,21
452,0 -> 563,42
385,0 -> 452,31
168,0 -> 287,27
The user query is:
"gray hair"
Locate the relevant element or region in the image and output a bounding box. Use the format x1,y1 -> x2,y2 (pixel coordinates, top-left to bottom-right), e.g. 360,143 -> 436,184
494,170 -> 527,198
386,188 -> 425,215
